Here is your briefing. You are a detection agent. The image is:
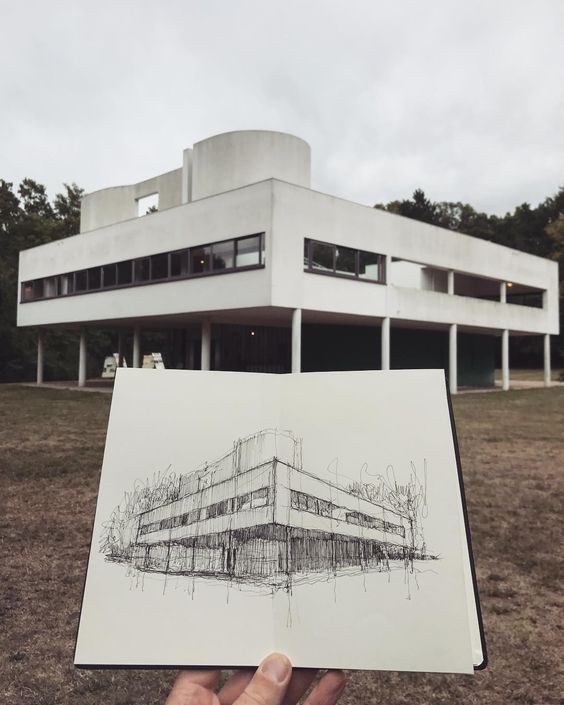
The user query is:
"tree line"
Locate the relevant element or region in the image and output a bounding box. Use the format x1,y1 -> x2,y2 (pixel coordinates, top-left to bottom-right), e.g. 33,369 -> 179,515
0,178 -> 110,381
0,179 -> 562,382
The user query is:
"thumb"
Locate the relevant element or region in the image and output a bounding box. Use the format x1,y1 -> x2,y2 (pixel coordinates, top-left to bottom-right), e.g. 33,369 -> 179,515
233,653 -> 292,705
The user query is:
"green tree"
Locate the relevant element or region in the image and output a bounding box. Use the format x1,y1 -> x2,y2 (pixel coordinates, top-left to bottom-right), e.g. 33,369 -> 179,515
53,183 -> 84,236
0,179 -> 98,382
392,189 -> 438,225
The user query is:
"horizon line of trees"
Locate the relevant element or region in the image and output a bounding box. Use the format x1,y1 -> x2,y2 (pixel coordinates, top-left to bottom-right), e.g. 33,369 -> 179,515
0,178 -> 562,382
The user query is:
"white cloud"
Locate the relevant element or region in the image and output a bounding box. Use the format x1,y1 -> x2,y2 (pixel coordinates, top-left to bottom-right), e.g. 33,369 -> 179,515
1,0 -> 562,214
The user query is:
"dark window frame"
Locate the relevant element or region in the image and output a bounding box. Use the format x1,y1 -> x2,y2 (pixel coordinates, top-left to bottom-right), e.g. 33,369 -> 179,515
235,234 -> 263,268
20,232 -> 266,303
304,237 -> 386,285
102,263 -> 117,288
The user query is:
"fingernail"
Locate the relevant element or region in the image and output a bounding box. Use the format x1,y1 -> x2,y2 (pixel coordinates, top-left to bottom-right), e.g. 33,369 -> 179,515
260,653 -> 291,683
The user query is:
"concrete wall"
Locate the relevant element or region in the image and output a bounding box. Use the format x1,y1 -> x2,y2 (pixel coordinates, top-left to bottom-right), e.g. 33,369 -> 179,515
80,167 -> 185,232
270,180 -> 559,335
18,176 -> 559,337
191,131 -> 311,201
18,181 -> 273,327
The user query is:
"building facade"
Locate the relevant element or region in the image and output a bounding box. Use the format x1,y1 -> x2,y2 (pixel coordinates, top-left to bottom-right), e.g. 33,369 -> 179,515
115,430 -> 414,587
17,130 -> 559,391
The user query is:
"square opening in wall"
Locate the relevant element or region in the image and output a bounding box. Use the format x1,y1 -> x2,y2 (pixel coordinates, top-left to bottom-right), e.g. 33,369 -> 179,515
136,193 -> 159,217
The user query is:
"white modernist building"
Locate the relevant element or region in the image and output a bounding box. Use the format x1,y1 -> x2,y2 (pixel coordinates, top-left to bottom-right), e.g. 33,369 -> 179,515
17,130 -> 559,391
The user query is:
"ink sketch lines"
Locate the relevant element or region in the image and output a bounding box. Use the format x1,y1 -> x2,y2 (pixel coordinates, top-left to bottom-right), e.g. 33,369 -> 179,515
101,429 -> 437,595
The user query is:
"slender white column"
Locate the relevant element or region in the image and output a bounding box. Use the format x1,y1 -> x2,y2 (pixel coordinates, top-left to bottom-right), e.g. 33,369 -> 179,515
291,308 -> 302,373
544,333 -> 551,387
201,320 -> 211,371
78,330 -> 87,387
449,323 -> 458,395
381,317 -> 390,371
384,254 -> 392,284
501,329 -> 510,391
36,331 -> 44,385
500,281 -> 507,303
132,327 -> 141,368
447,270 -> 455,295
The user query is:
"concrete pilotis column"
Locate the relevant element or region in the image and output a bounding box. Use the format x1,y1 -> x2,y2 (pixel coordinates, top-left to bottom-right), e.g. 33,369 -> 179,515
449,323 -> 458,395
201,320 -> 211,371
544,333 -> 551,387
501,329 -> 510,391
291,308 -> 302,373
384,254 -> 392,283
36,330 -> 45,384
381,317 -> 390,371
447,270 -> 455,295
132,327 -> 141,368
78,330 -> 87,388
500,281 -> 507,303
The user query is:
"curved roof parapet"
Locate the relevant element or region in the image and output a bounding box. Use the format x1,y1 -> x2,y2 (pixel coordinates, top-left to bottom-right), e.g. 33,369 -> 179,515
191,130 -> 311,201
79,130 -> 311,232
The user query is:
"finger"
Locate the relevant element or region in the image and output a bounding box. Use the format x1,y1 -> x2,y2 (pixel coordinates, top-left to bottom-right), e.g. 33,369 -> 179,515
233,653 -> 292,705
283,669 -> 318,705
218,670 -> 254,705
219,668 -> 317,705
166,669 -> 222,705
303,671 -> 346,705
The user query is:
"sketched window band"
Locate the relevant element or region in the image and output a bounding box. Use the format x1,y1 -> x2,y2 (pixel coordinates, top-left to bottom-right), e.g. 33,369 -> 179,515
139,486 -> 272,536
292,490 -> 405,538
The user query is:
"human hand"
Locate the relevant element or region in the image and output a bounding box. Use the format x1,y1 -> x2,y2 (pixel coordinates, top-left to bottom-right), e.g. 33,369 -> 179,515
165,652 -> 347,705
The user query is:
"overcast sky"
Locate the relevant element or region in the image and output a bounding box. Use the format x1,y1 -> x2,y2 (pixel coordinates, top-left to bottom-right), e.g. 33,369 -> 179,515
1,0 -> 563,215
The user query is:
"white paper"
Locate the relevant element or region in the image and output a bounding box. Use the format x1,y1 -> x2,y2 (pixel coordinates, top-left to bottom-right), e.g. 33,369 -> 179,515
75,368 -> 479,674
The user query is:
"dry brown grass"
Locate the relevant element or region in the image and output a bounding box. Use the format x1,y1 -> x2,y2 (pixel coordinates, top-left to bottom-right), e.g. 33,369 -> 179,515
1,384 -> 563,705
494,368 -> 562,382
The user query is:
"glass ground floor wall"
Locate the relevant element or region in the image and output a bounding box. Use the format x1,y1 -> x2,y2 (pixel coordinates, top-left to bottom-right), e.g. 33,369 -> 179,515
70,322 -> 495,387
301,324 -> 495,387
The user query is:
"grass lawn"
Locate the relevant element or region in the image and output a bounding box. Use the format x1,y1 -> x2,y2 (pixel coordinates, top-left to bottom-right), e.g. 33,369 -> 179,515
494,367 -> 562,382
1,384 -> 563,705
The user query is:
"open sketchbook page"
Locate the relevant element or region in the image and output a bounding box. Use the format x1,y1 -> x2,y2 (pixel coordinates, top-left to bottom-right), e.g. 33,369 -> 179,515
75,369 -> 476,673
271,371 -> 474,673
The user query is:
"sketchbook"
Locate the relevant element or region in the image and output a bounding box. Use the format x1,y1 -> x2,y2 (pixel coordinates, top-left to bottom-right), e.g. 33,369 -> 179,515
75,368 -> 486,674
